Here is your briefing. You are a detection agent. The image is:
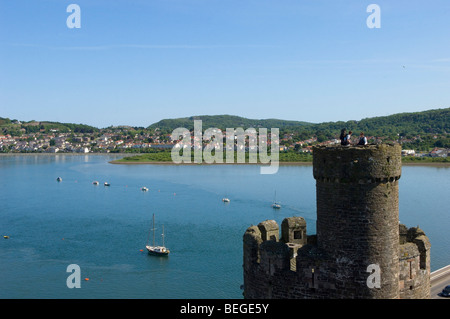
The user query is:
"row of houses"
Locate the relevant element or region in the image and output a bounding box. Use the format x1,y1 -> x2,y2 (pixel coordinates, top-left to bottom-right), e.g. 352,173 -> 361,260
429,148 -> 450,158
1,130 -> 448,157
0,132 -> 177,153
402,148 -> 449,158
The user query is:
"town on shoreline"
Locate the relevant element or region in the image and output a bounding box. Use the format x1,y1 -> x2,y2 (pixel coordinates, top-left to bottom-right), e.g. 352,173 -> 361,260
1,108 -> 449,164
0,126 -> 448,164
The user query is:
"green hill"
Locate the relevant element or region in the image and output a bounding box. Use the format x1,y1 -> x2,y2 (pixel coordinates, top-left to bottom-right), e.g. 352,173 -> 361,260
0,118 -> 99,135
2,107 -> 448,140
310,108 -> 449,137
145,108 -> 449,150
147,114 -> 312,132
146,108 -> 449,138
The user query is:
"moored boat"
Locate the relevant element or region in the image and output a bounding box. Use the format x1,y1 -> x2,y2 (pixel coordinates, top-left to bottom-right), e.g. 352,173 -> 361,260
146,214 -> 170,256
272,191 -> 281,209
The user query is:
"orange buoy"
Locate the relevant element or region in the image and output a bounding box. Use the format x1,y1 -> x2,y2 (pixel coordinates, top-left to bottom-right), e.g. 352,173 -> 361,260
139,249 -> 143,252
84,278 -> 89,281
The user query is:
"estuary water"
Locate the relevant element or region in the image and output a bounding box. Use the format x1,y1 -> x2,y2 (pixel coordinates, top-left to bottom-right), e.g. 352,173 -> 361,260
0,154 -> 448,299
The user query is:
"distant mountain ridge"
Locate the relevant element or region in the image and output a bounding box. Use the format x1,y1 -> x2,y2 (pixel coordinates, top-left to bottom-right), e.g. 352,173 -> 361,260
147,114 -> 312,131
1,107 -> 449,137
0,118 -> 98,135
311,107 -> 449,137
148,108 -> 449,137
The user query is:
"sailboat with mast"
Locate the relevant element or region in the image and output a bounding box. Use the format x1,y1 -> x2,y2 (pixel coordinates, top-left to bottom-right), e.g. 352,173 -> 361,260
271,190 -> 281,209
146,213 -> 170,256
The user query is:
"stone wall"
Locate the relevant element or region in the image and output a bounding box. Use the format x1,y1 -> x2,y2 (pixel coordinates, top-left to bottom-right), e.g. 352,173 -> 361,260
399,225 -> 431,299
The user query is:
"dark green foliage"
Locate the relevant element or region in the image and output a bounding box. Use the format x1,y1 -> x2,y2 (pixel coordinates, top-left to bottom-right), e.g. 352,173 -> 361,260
147,114 -> 312,132
115,149 -> 314,163
146,109 -> 449,143
0,119 -> 99,135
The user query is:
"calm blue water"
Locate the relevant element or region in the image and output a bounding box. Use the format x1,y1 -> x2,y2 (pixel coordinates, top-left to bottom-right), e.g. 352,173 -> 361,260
0,155 -> 448,299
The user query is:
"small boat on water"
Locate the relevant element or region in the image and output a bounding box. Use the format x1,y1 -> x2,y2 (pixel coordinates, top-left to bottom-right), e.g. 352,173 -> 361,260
93,181 -> 99,185
272,191 -> 281,209
104,182 -> 110,186
146,214 -> 170,256
222,197 -> 230,203
56,177 -> 62,182
141,187 -> 148,192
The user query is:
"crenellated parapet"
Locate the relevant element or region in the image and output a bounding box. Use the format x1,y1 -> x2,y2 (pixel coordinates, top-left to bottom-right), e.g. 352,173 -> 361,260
243,217 -> 313,299
313,144 -> 402,184
243,219 -> 432,299
243,217 -> 308,273
399,225 -> 431,298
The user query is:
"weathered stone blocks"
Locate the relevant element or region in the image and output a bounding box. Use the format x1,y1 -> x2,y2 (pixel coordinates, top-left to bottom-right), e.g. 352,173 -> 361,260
243,144 -> 431,299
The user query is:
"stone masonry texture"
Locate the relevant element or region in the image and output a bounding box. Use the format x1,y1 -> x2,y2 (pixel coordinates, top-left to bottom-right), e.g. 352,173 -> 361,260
243,144 -> 431,299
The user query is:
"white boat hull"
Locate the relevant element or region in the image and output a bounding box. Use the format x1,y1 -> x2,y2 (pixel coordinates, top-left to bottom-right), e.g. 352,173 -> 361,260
146,245 -> 170,256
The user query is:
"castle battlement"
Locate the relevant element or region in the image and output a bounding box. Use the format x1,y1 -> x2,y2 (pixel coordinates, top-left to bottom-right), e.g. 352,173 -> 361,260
313,144 -> 402,187
243,144 -> 431,299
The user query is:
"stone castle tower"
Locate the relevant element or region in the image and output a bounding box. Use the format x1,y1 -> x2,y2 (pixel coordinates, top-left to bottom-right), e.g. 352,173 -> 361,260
243,144 -> 431,299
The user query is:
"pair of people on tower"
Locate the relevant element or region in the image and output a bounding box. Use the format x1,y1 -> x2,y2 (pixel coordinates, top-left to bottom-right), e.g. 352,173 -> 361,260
340,129 -> 367,146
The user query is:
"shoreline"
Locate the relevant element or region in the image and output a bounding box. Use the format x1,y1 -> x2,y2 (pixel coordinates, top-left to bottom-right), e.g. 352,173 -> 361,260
0,152 -> 129,156
401,162 -> 450,167
109,160 -> 314,166
110,160 -> 450,167
1,153 -> 448,167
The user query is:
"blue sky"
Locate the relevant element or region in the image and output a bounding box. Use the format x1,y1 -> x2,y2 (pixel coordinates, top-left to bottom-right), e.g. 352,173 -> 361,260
1,0 -> 449,128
